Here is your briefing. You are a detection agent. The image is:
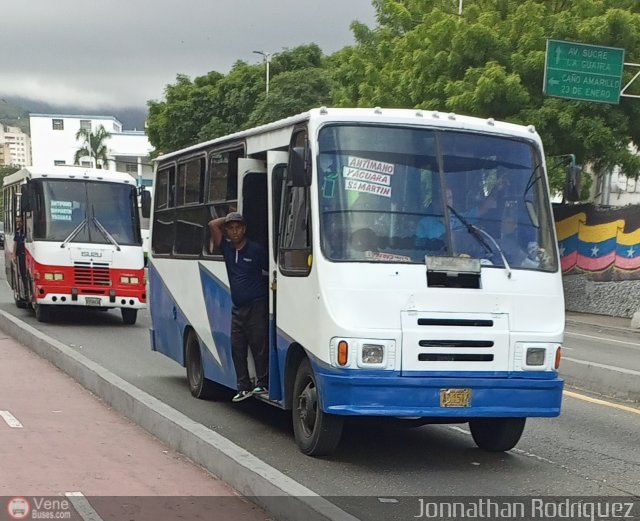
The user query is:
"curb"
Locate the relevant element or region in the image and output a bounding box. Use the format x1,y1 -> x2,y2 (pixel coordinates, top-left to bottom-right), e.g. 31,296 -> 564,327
0,310 -> 359,521
565,319 -> 636,336
560,357 -> 640,403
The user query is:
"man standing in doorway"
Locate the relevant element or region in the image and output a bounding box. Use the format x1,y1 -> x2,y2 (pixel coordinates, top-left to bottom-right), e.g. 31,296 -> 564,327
209,212 -> 269,402
12,215 -> 27,294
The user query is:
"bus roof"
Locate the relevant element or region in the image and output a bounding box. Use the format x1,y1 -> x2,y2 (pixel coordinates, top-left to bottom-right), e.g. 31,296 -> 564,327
3,166 -> 138,187
155,107 -> 541,163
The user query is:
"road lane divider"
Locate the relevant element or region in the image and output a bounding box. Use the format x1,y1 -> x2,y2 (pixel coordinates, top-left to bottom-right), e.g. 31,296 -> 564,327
565,331 -> 640,349
0,410 -> 23,428
563,390 -> 640,415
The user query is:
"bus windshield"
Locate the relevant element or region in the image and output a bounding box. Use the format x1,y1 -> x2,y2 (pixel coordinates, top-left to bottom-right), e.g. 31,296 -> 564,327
318,124 -> 557,271
32,179 -> 140,245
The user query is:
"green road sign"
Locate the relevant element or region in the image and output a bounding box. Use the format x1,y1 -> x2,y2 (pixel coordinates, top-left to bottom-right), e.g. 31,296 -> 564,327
544,39 -> 625,103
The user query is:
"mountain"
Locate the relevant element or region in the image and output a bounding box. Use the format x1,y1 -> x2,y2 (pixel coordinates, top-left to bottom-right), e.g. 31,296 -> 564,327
0,97 -> 148,133
0,99 -> 30,133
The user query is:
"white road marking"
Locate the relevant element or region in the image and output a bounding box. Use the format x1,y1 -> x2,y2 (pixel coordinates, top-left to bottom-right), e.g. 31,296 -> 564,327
565,331 -> 640,348
378,498 -> 399,503
0,410 -> 23,428
447,425 -> 470,436
446,425 -> 559,464
65,492 -> 105,521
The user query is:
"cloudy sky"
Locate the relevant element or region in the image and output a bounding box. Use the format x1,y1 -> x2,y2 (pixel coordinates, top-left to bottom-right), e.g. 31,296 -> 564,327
1,0 -> 376,109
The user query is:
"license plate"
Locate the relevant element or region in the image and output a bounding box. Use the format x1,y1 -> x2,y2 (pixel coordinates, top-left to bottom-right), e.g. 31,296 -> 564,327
440,388 -> 471,407
85,297 -> 102,306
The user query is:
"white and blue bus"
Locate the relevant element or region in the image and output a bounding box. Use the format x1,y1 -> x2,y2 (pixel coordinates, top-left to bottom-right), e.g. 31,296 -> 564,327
147,107 -> 564,456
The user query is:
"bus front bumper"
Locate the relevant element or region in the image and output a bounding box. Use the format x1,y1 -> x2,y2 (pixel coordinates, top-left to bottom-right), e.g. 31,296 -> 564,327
315,371 -> 563,418
35,291 -> 146,309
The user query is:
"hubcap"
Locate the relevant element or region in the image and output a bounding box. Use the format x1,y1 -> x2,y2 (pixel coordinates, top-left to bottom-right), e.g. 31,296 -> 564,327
298,379 -> 318,437
189,346 -> 201,386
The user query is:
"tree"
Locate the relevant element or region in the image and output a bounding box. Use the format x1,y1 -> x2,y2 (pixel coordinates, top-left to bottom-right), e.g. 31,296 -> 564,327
74,125 -> 111,169
145,44 -> 333,152
330,0 -> 640,195
247,69 -> 334,127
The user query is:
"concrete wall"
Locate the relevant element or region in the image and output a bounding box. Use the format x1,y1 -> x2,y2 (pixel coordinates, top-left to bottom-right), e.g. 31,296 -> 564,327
563,274 -> 640,318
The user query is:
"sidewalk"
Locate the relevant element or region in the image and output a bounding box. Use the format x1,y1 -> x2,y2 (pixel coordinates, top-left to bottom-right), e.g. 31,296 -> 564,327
0,333 -> 270,520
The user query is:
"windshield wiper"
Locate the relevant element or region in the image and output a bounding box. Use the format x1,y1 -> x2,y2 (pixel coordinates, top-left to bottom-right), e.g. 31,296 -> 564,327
60,218 -> 88,248
92,217 -> 121,251
447,205 -> 512,279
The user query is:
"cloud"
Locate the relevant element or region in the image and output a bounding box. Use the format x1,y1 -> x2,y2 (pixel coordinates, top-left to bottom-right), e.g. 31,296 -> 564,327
0,0 -> 376,108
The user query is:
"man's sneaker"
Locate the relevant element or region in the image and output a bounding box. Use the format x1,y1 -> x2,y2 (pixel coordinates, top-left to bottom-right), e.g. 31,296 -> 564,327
252,386 -> 268,396
231,390 -> 252,403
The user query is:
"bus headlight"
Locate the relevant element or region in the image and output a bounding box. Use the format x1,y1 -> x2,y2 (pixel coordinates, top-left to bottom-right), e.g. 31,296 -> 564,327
526,347 -> 546,366
362,344 -> 384,364
330,338 -> 396,369
515,342 -> 557,371
44,272 -> 64,281
120,276 -> 140,284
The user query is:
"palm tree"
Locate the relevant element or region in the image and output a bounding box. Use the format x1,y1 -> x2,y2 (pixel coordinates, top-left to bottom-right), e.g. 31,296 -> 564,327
74,125 -> 111,169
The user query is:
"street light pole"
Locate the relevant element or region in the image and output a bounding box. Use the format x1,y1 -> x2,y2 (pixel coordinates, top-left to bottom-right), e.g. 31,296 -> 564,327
253,50 -> 274,96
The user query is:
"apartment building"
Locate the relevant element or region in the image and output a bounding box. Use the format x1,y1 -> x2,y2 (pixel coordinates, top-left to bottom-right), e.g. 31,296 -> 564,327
0,124 -> 31,166
29,114 -> 154,186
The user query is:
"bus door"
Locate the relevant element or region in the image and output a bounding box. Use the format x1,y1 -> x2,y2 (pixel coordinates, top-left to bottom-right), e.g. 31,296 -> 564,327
237,158 -> 271,387
266,151 -> 289,400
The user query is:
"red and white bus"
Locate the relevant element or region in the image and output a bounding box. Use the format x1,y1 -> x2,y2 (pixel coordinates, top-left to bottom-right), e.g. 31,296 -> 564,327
3,165 -> 148,324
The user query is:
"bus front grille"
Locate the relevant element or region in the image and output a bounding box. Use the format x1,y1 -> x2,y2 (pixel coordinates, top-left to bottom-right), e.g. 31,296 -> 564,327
73,262 -> 111,286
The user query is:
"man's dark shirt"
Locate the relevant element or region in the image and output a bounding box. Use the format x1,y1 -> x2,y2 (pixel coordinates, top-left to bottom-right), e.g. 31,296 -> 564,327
14,228 -> 25,256
220,238 -> 268,308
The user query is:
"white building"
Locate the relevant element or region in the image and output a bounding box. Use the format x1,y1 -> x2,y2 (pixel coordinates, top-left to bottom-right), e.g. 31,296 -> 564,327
0,124 -> 31,166
29,114 -> 154,186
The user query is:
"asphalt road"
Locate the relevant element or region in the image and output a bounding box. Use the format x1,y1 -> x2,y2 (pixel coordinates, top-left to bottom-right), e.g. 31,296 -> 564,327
1,258 -> 639,521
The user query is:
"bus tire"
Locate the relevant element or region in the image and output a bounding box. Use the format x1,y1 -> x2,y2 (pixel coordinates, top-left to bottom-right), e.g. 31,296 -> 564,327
469,417 -> 526,452
185,330 -> 222,400
34,304 -> 51,323
14,297 -> 28,309
121,308 -> 138,325
292,358 -> 343,456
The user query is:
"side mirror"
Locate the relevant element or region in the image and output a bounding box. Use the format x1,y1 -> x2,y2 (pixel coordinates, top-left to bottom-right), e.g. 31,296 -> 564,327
565,164 -> 582,202
20,184 -> 31,213
290,146 -> 311,187
140,189 -> 151,218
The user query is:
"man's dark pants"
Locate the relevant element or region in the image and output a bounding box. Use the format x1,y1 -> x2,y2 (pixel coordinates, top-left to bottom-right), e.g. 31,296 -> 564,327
231,299 -> 269,392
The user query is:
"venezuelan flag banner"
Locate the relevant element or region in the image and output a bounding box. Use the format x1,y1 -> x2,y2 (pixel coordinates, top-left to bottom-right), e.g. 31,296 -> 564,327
576,220 -> 625,272
555,213 -> 585,272
615,227 -> 640,271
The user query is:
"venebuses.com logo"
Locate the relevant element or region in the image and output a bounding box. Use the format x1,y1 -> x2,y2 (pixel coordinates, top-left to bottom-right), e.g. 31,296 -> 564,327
6,497 -> 30,520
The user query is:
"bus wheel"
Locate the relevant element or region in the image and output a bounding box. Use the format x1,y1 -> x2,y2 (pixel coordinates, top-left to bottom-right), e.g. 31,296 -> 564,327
469,418 -> 526,452
185,330 -> 223,400
34,304 -> 51,323
292,358 -> 343,456
121,308 -> 138,325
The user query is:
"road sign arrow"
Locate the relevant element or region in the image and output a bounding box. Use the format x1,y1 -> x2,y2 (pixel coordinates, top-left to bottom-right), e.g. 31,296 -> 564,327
555,47 -> 562,65
548,78 -> 561,86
